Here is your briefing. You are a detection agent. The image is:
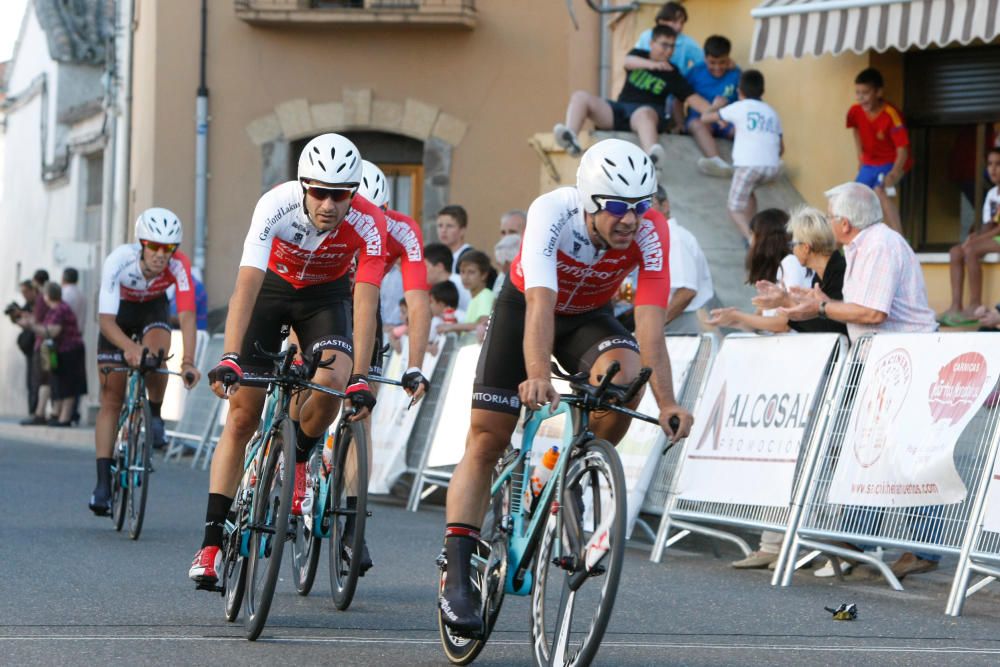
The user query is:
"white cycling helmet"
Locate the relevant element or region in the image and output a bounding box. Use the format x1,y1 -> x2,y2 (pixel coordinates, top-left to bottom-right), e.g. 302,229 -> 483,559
135,207 -> 183,244
358,160 -> 389,209
297,133 -> 362,187
576,138 -> 657,214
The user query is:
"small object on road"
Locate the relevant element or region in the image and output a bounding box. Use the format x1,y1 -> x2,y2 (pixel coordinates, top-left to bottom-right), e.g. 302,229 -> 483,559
824,603 -> 857,621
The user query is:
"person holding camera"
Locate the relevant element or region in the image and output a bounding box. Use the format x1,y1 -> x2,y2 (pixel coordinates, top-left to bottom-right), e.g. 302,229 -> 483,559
17,283 -> 86,426
7,280 -> 44,421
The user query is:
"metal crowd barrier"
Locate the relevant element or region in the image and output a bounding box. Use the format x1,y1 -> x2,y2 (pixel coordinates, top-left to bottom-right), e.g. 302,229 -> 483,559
946,450 -> 1000,616
635,333 -> 717,543
651,333 -> 850,568
778,333 -> 1000,593
163,331 -> 221,464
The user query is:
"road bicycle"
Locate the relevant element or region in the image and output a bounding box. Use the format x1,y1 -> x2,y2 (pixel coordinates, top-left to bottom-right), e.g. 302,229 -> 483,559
290,370 -> 408,611
102,346 -> 191,540
438,361 -> 677,666
202,341 -> 348,641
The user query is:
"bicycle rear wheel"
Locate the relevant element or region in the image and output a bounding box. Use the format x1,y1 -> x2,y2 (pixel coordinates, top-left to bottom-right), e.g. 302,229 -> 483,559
223,506 -> 248,622
438,471 -> 510,665
126,398 -> 154,540
328,419 -> 367,610
110,412 -> 130,531
290,446 -> 323,595
530,438 -> 626,667
243,417 -> 296,640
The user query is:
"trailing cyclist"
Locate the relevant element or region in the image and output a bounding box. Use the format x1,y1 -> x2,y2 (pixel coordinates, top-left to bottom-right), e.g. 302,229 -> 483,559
189,133 -> 387,587
91,208 -> 202,515
342,159 -> 432,572
438,138 -> 694,634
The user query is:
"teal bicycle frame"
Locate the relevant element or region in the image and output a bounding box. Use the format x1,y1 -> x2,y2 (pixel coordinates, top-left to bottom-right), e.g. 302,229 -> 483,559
112,369 -> 146,489
492,401 -> 582,596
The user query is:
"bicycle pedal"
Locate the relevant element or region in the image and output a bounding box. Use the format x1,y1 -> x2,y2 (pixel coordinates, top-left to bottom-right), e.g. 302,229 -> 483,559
588,565 -> 607,577
195,582 -> 224,593
552,555 -> 579,571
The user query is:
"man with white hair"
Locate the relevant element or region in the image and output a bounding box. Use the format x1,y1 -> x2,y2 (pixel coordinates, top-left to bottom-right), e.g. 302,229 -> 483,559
779,181 -> 939,581
779,181 -> 935,339
499,209 -> 526,237
492,233 -> 521,292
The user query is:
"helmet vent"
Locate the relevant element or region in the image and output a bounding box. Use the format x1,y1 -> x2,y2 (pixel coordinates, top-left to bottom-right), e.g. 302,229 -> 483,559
616,174 -> 629,186
627,155 -> 635,169
317,159 -> 326,171
600,165 -> 613,181
330,147 -> 337,160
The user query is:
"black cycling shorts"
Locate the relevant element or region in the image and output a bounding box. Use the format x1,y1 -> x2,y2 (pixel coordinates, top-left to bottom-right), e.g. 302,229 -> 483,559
473,280 -> 639,415
240,271 -> 354,372
97,296 -> 172,364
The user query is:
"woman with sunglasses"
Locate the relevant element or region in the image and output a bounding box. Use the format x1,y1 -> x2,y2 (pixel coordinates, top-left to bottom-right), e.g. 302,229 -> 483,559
438,138 -> 694,635
91,208 -> 202,515
190,133 -> 387,588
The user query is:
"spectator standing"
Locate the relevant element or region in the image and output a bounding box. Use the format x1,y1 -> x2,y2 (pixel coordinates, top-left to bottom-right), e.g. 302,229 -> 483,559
437,205 -> 472,271
437,250 -> 496,345
61,267 -> 87,326
780,182 -> 939,580
940,147 -> 1000,326
554,25 -> 720,165
653,190 -> 715,333
847,68 -> 911,234
20,283 -> 86,426
493,234 -> 521,293
633,2 -> 704,76
428,280 -> 461,344
706,208 -> 806,334
701,70 -> 783,243
7,280 -> 40,416
28,269 -> 53,424
685,35 -> 741,177
499,210 -> 526,238
424,242 -> 471,311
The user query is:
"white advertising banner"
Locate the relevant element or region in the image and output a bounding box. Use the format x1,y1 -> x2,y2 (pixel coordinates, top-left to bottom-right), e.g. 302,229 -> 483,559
675,334 -> 840,507
369,337 -> 442,494
981,455 -> 1000,534
426,342 -> 483,468
828,333 -> 1000,508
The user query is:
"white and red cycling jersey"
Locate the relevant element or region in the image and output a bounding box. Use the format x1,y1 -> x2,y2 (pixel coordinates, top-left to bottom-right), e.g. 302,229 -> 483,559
98,243 -> 195,316
384,207 -> 428,291
240,180 -> 387,288
509,187 -> 670,315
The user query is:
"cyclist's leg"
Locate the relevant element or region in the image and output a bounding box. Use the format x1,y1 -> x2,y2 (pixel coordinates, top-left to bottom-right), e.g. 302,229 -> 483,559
441,285 -> 523,632
140,320 -> 173,447
556,307 -> 642,445
92,313 -> 136,513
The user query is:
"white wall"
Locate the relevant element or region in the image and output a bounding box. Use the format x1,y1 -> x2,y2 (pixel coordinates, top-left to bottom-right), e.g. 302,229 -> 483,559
0,4 -> 103,417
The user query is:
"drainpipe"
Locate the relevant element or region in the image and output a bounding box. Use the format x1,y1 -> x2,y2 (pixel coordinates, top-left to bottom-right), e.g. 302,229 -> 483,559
111,0 -> 134,245
193,0 -> 209,276
586,0 -> 638,99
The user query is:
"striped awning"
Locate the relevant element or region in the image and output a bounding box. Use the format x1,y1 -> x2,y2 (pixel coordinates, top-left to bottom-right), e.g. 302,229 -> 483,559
751,0 -> 1000,61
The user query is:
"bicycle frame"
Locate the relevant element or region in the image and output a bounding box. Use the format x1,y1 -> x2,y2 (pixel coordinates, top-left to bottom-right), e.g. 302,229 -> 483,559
491,401 -> 598,596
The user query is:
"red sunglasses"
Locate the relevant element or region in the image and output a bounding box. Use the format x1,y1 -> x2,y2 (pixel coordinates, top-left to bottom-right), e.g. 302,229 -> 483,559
304,185 -> 356,203
141,240 -> 178,254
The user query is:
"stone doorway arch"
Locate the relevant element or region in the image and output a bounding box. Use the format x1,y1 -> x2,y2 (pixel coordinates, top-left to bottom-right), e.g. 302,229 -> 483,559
245,89 -> 468,227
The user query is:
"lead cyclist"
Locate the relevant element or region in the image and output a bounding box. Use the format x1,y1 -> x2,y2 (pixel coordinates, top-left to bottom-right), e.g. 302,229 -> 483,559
438,139 -> 694,634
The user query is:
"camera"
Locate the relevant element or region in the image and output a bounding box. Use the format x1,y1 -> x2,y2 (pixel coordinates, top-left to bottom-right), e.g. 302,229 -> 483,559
4,302 -> 21,317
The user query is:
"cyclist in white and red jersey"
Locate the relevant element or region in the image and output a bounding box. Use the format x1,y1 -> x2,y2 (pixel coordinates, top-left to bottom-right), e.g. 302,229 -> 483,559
189,133 -> 387,586
90,208 -> 202,515
438,139 -> 694,634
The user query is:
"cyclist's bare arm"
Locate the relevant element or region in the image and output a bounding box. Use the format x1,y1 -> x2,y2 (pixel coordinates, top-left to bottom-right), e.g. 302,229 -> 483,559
221,267 -> 266,357
520,286 -> 559,410
177,310 -> 202,387
403,287 -> 431,396
634,303 -> 691,439
353,281 -> 380,379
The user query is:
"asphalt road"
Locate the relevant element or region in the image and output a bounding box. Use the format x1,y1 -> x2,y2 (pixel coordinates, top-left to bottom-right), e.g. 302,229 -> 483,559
3,433 -> 1000,666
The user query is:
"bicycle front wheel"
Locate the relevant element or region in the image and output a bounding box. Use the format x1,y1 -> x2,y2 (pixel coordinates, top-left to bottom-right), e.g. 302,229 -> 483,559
110,414 -> 130,532
290,446 -> 323,595
126,398 -> 154,540
328,419 -> 367,610
243,417 -> 296,640
530,438 -> 626,667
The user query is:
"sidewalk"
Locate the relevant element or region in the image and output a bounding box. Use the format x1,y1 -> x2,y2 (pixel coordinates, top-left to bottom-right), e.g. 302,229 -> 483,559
0,416 -> 93,450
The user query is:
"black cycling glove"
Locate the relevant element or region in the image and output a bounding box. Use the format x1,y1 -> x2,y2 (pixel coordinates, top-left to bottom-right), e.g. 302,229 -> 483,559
345,374 -> 377,411
401,366 -> 430,395
208,353 -> 243,388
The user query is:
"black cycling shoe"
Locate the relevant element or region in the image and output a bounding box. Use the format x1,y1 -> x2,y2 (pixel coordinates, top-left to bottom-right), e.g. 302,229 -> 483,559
342,534 -> 374,576
439,586 -> 483,636
89,484 -> 111,516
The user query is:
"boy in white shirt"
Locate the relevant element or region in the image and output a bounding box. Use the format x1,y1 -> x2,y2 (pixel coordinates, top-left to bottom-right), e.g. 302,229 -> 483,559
701,70 -> 784,243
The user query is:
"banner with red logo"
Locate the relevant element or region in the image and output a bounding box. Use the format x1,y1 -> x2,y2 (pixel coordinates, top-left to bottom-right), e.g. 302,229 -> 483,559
827,333 -> 1000,507
674,334 -> 841,506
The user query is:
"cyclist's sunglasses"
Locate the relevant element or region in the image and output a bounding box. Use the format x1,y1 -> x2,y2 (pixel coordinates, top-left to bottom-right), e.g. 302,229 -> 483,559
303,184 -> 357,203
141,240 -> 178,254
593,196 -> 653,217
